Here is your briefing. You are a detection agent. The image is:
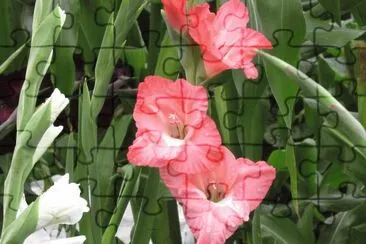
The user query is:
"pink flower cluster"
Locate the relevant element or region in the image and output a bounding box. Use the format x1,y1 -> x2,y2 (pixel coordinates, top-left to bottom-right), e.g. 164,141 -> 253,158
162,0 -> 272,79
127,1 -> 276,243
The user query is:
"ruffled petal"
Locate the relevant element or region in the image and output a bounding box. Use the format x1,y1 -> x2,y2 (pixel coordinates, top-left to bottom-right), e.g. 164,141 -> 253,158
188,0 -> 272,80
127,130 -> 185,168
241,28 -> 273,49
162,0 -> 188,32
134,76 -> 208,130
169,116 -> 223,174
188,3 -> 215,46
233,158 -> 276,211
214,0 -> 249,31
184,198 -> 250,244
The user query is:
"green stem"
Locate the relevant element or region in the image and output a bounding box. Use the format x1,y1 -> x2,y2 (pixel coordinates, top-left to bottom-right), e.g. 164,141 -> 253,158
130,168 -> 160,244
102,167 -> 139,244
356,42 -> 366,129
147,2 -> 163,75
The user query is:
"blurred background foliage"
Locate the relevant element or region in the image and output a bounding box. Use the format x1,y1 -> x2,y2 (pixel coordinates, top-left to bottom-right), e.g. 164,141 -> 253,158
0,0 -> 366,243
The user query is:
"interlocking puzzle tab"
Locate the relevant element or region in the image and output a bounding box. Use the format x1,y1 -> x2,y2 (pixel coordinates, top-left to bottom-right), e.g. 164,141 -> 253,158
0,0 -> 366,243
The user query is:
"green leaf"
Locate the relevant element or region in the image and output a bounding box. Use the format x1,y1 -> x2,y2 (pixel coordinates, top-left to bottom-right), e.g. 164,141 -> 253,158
254,0 -> 305,128
351,0 -> 366,25
304,11 -> 365,48
94,112 -> 132,228
102,166 -> 140,244
294,139 -> 318,197
317,203 -> 366,244
130,168 -> 161,244
258,50 -> 366,162
297,204 -> 315,244
91,13 -> 118,119
77,0 -> 110,70
1,199 -> 39,243
151,199 -> 182,244
233,69 -> 268,160
97,113 -> 132,198
51,0 -> 80,96
268,149 -> 287,170
285,140 -> 300,217
0,44 -> 27,75
32,0 -> 54,38
74,81 -> 97,243
261,214 -> 306,244
147,2 -> 164,74
319,56 -> 353,82
91,0 -> 147,118
17,6 -> 66,131
3,88 -> 68,229
213,80 -> 242,157
252,208 -> 262,244
0,0 -> 22,65
355,42 -> 366,129
154,33 -> 181,79
65,132 -> 76,180
318,0 -> 341,24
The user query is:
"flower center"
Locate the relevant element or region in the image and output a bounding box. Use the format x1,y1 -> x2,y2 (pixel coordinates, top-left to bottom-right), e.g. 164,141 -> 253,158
206,182 -> 227,203
167,113 -> 187,139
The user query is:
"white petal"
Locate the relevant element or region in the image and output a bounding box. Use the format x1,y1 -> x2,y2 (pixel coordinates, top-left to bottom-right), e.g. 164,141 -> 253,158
48,88 -> 69,122
37,174 -> 89,228
48,236 -> 86,244
32,125 -> 63,165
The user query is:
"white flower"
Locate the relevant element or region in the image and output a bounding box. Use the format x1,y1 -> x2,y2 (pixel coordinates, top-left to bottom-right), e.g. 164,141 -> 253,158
37,174 -> 89,228
47,88 -> 69,122
24,227 -> 86,244
32,125 -> 63,165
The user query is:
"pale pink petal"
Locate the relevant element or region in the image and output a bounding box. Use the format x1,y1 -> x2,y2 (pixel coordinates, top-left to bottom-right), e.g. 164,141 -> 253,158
159,166 -> 207,203
201,52 -> 231,78
241,28 -> 273,49
134,76 -> 208,130
184,198 -> 250,243
189,147 -> 243,193
233,159 -> 276,211
160,147 -> 275,244
187,1 -> 272,79
243,63 -> 259,79
162,0 -> 188,32
174,79 -> 208,115
130,76 -> 218,170
169,116 -> 223,174
214,0 -> 249,31
127,130 -> 185,168
188,3 -> 216,46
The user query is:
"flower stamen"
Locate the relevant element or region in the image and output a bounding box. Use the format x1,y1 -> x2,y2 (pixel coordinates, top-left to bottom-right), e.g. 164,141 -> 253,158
206,182 -> 227,203
167,113 -> 187,139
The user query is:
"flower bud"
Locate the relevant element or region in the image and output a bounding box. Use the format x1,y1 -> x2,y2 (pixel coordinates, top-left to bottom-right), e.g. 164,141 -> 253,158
37,174 -> 89,228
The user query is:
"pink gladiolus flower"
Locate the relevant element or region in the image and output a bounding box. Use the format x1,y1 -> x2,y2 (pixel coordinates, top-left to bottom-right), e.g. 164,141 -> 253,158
188,0 -> 272,79
161,0 -> 188,32
127,76 -> 223,174
160,147 -> 276,243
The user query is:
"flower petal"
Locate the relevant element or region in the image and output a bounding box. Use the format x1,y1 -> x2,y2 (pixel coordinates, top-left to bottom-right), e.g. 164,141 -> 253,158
169,116 -> 223,174
183,197 -> 250,243
133,76 -> 208,130
162,0 -> 188,32
214,0 -> 249,32
233,158 -> 276,211
37,174 -> 89,228
188,3 -> 216,48
127,129 -> 185,168
188,0 -> 272,79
